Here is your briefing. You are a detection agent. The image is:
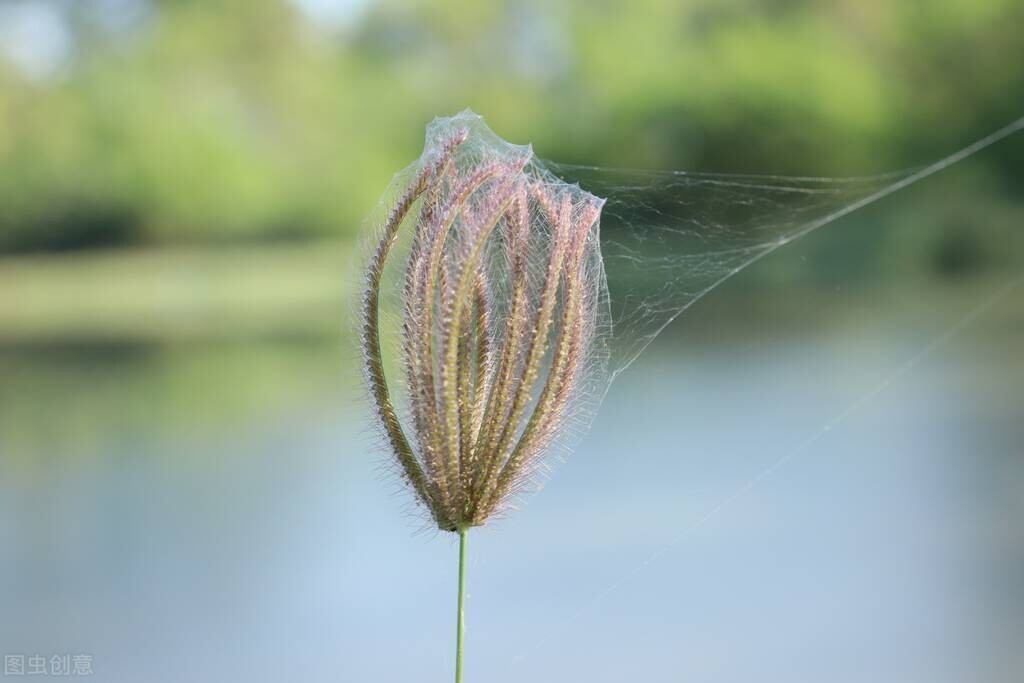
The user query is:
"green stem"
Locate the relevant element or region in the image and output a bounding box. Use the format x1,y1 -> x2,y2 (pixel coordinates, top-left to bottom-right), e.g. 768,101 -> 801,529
455,527 -> 468,683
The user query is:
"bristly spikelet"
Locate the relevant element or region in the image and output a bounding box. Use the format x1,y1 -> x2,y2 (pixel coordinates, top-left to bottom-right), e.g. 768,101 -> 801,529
360,113 -> 607,532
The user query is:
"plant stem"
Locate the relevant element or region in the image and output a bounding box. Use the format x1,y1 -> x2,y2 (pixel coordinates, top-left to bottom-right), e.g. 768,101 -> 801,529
455,526 -> 468,683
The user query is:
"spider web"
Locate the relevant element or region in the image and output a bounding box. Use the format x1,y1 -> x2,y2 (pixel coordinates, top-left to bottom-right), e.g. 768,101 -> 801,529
548,163 -> 904,376
430,110 -> 1023,381
365,111 -> 1023,492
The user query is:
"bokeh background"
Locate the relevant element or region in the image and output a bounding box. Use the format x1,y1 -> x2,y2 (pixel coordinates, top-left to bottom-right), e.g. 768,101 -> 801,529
1,1 -> 1022,681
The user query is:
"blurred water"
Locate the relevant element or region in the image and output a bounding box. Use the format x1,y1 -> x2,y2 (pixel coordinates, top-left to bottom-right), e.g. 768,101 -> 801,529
1,281 -> 1022,682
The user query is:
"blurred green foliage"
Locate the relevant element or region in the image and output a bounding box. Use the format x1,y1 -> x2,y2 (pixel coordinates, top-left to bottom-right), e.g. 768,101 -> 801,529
1,0 -> 1022,462
0,0 -> 1021,253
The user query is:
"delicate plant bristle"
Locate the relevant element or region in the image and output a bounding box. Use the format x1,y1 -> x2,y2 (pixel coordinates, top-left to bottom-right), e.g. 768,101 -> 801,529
360,125 -> 604,532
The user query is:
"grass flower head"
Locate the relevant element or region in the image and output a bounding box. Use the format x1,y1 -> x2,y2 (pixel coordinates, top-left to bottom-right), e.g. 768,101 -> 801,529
360,112 -> 608,532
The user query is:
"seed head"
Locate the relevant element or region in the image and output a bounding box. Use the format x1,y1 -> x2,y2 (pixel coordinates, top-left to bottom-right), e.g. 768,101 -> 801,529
360,120 -> 605,531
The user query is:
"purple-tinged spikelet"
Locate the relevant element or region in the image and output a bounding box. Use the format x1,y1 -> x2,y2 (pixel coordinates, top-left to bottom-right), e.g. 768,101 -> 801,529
360,119 -> 605,532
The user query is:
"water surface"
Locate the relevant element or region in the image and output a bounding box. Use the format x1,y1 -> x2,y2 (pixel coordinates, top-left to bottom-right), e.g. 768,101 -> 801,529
1,276 -> 1022,682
